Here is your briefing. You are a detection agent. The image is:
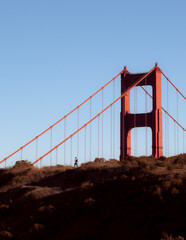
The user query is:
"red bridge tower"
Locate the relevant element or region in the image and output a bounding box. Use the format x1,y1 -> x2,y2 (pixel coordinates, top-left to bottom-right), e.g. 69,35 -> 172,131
120,63 -> 163,159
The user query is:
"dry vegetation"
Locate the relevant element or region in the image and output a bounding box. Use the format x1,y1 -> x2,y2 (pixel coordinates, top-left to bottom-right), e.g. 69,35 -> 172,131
0,154 -> 186,239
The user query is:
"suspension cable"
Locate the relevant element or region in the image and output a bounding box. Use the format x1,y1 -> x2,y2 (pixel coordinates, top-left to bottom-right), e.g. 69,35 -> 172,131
141,85 -> 186,156
161,70 -> 186,101
140,86 -> 186,131
2,66 -> 185,166
0,69 -> 125,165
5,66 -> 185,165
32,66 -> 157,165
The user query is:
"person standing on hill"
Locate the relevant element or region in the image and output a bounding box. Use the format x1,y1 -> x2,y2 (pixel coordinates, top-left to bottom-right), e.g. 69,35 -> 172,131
74,157 -> 78,167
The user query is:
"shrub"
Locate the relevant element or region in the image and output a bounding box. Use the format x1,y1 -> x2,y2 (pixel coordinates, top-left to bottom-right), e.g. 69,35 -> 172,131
161,232 -> 184,240
162,181 -> 171,190
0,204 -> 9,210
172,178 -> 182,186
153,186 -> 162,196
0,204 -> 10,214
159,156 -> 166,161
173,158 -> 179,164
109,158 -> 118,162
33,223 -> 45,231
84,198 -> 95,205
14,160 -> 32,167
38,205 -> 54,212
121,174 -> 128,179
131,176 -> 136,181
94,158 -> 105,163
81,181 -> 93,190
150,165 -> 157,170
24,187 -> 61,200
167,165 -> 172,171
156,162 -> 164,167
171,187 -> 179,195
0,231 -> 13,239
138,161 -> 147,169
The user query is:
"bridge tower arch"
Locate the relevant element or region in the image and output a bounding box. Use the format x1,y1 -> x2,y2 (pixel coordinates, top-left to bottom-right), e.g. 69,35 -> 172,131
120,63 -> 163,159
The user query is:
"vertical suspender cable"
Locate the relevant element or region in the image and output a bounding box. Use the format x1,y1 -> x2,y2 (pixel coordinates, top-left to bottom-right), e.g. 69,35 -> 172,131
50,128 -> 53,166
167,80 -> 169,156
90,98 -> 92,162
174,121 -> 176,155
102,88 -> 104,158
113,79 -> 115,159
165,108 -> 167,156
71,136 -> 72,166
56,148 -> 58,166
163,111 -> 165,156
177,91 -> 179,154
77,108 -> 79,159
110,105 -> 112,159
85,126 -> 86,162
98,116 -> 100,158
36,137 -> 38,168
145,78 -> 147,156
134,87 -> 137,156
136,87 -> 138,155
183,130 -> 184,154
64,117 -> 66,165
134,88 -> 136,156
21,148 -> 23,161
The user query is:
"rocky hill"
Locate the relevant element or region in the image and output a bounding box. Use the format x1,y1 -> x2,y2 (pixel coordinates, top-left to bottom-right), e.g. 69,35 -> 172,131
0,154 -> 186,240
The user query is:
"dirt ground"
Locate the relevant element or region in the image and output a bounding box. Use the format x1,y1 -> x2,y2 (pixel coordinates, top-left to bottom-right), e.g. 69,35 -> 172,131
0,154 -> 186,240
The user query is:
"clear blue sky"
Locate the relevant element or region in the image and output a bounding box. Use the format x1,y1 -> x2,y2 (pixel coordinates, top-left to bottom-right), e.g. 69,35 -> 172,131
0,0 -> 186,166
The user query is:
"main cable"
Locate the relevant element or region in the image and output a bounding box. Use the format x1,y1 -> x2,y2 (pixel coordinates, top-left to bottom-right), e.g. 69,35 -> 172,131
32,66 -> 157,165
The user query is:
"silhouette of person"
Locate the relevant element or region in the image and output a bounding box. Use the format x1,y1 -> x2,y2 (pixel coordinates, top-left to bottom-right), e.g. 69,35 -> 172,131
74,157 -> 78,167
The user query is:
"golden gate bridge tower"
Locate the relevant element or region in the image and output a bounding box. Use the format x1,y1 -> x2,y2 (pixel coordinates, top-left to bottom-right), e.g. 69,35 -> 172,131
120,63 -> 163,159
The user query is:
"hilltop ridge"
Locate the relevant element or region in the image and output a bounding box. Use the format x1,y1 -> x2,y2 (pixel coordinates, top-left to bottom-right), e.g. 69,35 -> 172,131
0,154 -> 186,240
